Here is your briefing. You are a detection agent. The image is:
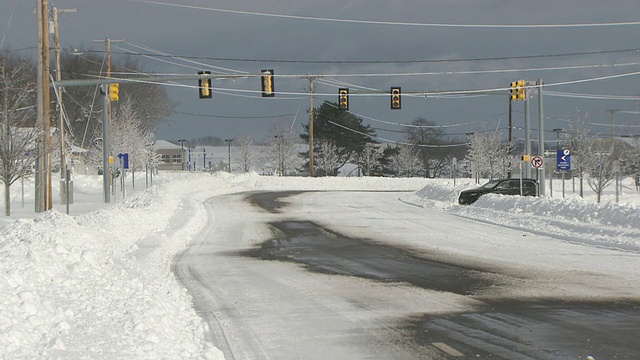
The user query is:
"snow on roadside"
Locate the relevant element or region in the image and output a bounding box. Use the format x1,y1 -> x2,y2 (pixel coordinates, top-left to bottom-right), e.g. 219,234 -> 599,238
403,179 -> 640,251
0,172 -> 237,359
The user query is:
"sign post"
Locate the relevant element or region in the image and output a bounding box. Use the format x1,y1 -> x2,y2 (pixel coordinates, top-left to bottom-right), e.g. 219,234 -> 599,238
118,153 -> 129,200
557,149 -> 571,198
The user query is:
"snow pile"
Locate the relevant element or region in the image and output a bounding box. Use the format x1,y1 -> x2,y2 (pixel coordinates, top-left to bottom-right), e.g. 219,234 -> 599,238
0,172 -> 238,359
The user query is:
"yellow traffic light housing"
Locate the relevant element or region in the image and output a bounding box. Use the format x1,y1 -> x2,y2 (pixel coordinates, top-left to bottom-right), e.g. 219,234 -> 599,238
509,81 -> 518,101
517,80 -> 526,100
390,87 -> 401,110
198,71 -> 212,99
108,83 -> 119,101
261,69 -> 274,97
510,80 -> 526,101
338,88 -> 349,110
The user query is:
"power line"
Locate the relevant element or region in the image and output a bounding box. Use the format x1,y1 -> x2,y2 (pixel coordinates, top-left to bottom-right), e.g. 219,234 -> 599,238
90,47 -> 640,65
546,91 -> 640,101
0,0 -> 18,51
129,0 -> 640,28
175,111 -> 297,119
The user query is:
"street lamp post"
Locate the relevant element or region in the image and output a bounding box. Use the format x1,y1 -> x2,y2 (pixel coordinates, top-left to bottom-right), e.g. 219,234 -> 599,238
225,139 -> 233,172
177,139 -> 186,170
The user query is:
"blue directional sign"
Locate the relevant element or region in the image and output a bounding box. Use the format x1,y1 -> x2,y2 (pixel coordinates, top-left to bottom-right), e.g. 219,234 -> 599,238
557,149 -> 571,171
118,153 -> 129,169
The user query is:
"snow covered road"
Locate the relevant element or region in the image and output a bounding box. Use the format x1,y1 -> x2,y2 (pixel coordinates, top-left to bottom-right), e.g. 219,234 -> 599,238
175,188 -> 640,359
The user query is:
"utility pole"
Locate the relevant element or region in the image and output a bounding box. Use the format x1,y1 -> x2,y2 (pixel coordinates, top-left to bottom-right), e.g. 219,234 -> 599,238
36,0 -> 52,212
93,37 -> 124,203
507,97 -> 512,178
225,139 -> 233,172
537,79 -> 545,196
52,6 -> 76,199
303,75 -> 321,177
606,109 -> 621,157
177,139 -> 186,170
524,89 -> 531,179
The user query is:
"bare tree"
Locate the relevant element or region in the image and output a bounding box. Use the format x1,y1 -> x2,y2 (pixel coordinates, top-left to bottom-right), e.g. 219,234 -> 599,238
566,109 -> 598,197
585,143 -> 614,203
234,135 -> 257,173
405,118 -> 447,178
270,127 -> 301,176
0,57 -> 38,215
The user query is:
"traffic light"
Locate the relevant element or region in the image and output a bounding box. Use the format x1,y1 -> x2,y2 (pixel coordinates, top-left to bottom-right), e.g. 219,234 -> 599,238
516,80 -> 526,100
510,81 -> 518,101
390,87 -> 401,110
261,69 -> 274,97
198,71 -> 212,99
510,80 -> 526,101
107,83 -> 119,101
338,88 -> 349,110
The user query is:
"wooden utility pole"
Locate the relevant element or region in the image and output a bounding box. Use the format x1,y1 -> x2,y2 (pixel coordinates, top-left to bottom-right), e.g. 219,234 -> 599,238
93,37 -> 124,117
52,7 -> 76,186
36,0 -> 52,212
92,37 -> 124,203
508,97 -> 512,178
303,75 -> 321,177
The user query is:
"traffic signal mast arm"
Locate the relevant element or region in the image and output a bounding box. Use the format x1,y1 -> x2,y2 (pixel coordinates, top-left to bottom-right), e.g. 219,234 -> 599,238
52,72 -> 264,88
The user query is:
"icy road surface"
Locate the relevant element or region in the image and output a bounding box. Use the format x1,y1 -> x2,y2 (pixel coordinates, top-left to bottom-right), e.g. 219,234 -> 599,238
175,190 -> 640,359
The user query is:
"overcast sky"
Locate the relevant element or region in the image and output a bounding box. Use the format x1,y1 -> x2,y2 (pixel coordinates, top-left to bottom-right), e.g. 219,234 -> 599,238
2,0 -> 640,146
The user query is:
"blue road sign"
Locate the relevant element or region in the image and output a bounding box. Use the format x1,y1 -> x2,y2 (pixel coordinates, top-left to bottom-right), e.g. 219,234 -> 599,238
557,149 -> 571,171
118,153 -> 129,169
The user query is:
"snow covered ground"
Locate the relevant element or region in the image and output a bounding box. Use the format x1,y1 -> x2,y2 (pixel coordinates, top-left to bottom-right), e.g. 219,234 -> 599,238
0,171 -> 638,359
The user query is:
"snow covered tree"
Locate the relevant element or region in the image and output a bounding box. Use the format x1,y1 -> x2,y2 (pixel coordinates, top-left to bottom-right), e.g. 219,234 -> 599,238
390,144 -> 420,177
111,97 -> 155,174
315,139 -> 341,177
464,123 -> 513,179
355,143 -> 376,176
619,138 -> 640,190
85,96 -> 154,178
354,143 -> 390,176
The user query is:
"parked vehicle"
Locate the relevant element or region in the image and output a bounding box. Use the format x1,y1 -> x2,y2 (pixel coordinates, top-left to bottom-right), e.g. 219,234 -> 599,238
458,178 -> 538,205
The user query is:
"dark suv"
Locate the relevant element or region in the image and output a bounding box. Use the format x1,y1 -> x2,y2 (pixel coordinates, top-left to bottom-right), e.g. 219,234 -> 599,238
458,178 -> 538,205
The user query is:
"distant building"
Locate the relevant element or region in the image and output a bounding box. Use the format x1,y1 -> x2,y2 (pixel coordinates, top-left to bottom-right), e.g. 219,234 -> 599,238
154,140 -> 184,171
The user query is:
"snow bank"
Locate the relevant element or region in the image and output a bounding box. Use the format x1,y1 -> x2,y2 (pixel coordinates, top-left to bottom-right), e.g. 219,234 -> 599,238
0,173 -> 229,359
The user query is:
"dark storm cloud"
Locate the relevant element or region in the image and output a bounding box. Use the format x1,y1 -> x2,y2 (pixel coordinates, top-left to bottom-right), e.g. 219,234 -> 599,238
1,0 -> 640,142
